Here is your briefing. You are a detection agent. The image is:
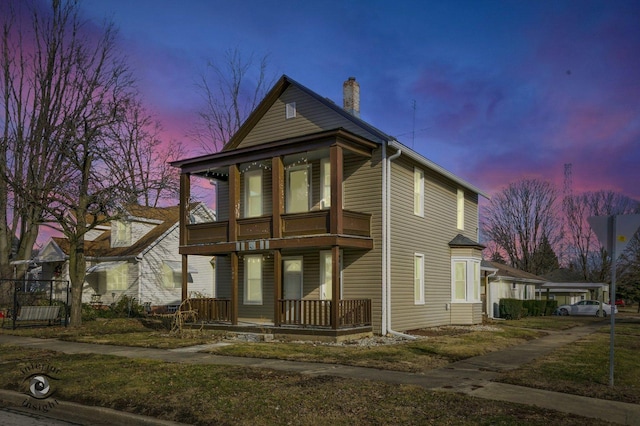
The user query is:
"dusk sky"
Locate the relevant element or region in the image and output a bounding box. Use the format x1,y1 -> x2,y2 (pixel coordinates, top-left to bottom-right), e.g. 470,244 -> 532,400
76,0 -> 639,200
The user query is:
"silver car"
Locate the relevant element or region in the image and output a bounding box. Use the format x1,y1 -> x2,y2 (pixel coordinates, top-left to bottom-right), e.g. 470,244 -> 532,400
557,300 -> 617,317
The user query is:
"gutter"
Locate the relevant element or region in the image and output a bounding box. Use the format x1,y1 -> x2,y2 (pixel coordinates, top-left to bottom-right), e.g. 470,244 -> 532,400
384,142 -> 417,340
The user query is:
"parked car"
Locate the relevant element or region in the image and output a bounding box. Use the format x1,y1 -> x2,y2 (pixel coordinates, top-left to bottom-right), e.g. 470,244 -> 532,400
609,299 -> 625,307
556,300 -> 617,317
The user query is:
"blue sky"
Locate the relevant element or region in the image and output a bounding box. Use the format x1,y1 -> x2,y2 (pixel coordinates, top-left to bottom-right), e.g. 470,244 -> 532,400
77,0 -> 640,200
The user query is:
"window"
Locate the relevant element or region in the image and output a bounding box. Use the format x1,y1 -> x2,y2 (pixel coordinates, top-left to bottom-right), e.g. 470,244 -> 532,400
287,165 -> 311,213
113,221 -> 131,246
162,261 -> 182,289
452,258 -> 480,302
244,170 -> 262,218
244,255 -> 262,304
107,263 -> 128,291
457,189 -> 464,230
414,167 -> 424,216
414,253 -> 425,304
321,158 -> 331,209
286,102 -> 296,119
320,250 -> 343,300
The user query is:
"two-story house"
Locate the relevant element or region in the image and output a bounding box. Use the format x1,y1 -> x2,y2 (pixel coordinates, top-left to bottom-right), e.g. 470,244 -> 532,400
37,204 -> 216,310
171,76 -> 488,339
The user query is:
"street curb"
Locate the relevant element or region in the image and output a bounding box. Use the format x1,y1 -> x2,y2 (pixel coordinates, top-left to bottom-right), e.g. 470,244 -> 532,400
0,389 -> 188,426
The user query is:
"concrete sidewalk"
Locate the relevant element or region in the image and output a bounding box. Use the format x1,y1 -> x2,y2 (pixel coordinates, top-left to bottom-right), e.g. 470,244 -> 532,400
1,322 -> 639,425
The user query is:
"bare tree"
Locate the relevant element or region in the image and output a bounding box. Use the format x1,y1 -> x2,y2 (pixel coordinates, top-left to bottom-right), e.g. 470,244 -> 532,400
482,179 -> 563,275
1,0 -> 136,326
192,48 -> 276,153
564,190 -> 639,281
102,95 -> 183,207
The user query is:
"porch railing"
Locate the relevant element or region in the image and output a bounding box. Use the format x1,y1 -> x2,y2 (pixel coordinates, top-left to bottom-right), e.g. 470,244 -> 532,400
278,299 -> 371,328
185,298 -> 231,322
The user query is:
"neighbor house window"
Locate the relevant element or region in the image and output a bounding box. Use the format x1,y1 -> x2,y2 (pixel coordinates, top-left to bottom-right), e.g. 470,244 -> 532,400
414,253 -> 425,304
287,165 -> 311,213
452,258 -> 480,302
414,167 -> 424,217
321,158 -> 331,209
457,189 -> 465,230
244,255 -> 262,304
244,170 -> 263,218
107,262 -> 128,291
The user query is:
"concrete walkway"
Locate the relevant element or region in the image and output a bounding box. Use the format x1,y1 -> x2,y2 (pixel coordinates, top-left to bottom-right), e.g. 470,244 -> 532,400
1,322 -> 639,425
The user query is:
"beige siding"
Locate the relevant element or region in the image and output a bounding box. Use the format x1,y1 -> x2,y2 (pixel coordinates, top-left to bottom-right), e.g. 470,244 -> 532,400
238,86 -> 383,148
342,149 -> 383,332
450,303 -> 483,325
216,181 -> 229,221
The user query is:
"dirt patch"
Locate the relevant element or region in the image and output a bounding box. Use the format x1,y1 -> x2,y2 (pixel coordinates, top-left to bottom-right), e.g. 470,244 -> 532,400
408,325 -> 502,337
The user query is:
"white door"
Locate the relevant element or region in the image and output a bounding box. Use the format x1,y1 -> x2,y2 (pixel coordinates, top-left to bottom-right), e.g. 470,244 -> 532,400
283,258 -> 303,321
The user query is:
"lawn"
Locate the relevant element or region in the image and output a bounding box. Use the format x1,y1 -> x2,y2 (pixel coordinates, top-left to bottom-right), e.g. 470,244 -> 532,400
0,345 -> 612,425
1,314 -> 637,424
498,316 -> 640,404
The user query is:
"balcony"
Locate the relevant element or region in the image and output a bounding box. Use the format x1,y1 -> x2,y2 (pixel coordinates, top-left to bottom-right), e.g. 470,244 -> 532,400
184,210 -> 371,247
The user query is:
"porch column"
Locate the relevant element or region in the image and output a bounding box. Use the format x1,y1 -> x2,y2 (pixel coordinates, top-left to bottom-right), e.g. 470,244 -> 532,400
272,156 -> 284,238
228,164 -> 240,242
331,245 -> 340,330
273,249 -> 282,326
230,252 -> 239,325
179,173 -> 190,302
181,255 -> 188,301
330,145 -> 344,234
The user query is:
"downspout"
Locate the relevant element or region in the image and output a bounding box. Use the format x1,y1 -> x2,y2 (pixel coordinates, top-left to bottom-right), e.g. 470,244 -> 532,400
381,143 -> 387,336
385,144 -> 416,340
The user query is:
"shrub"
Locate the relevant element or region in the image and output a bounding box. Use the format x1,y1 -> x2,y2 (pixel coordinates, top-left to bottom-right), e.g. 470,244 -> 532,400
499,298 -> 524,319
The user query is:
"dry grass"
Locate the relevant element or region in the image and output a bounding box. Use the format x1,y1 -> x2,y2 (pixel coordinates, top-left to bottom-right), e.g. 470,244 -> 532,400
0,345 -> 611,425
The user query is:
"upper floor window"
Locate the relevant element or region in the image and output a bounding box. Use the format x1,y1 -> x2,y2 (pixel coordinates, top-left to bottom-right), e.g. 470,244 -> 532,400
286,102 -> 296,119
457,189 -> 465,230
112,221 -> 131,247
244,170 -> 263,218
414,167 -> 424,217
321,158 -> 331,209
287,165 -> 311,213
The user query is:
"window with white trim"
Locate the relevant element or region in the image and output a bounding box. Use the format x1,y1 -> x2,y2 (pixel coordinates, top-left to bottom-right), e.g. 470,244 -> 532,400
244,170 -> 263,218
451,258 -> 480,302
414,253 -> 425,304
286,102 -> 296,119
286,165 -> 311,213
414,167 -> 424,217
320,250 -> 343,300
321,158 -> 331,209
457,189 -> 465,230
244,255 -> 262,304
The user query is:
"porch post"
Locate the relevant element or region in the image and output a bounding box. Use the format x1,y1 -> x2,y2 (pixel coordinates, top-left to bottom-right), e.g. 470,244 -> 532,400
330,145 -> 343,234
273,249 -> 282,326
331,245 -> 340,329
179,173 -> 190,302
228,164 -> 240,242
181,255 -> 188,301
230,252 -> 239,325
272,156 -> 284,238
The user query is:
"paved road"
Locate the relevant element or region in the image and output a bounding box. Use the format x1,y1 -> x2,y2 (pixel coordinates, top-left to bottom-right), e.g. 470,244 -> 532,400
0,405 -> 80,426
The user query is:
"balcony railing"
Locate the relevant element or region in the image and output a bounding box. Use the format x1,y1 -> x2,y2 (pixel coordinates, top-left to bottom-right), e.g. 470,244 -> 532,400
185,298 -> 231,322
278,299 -> 371,328
185,210 -> 371,246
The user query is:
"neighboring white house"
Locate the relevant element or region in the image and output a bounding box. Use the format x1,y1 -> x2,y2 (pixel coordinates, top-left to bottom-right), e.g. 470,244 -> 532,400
36,204 -> 216,310
481,260 -> 546,319
536,282 -> 609,306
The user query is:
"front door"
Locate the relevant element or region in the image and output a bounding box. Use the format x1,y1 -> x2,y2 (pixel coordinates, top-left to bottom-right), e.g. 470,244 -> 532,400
283,258 -> 303,322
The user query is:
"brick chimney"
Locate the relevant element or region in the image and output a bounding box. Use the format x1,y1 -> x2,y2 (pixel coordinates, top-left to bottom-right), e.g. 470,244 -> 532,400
343,77 -> 360,118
